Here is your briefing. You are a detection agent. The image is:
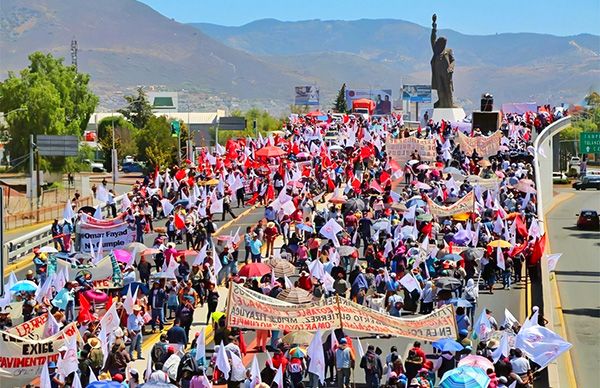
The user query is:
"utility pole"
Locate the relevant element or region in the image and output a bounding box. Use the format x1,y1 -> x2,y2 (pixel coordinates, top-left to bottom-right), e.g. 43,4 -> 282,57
29,134 -> 35,215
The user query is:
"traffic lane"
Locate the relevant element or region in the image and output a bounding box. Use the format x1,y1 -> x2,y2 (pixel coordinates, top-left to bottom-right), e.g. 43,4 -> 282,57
546,190 -> 600,388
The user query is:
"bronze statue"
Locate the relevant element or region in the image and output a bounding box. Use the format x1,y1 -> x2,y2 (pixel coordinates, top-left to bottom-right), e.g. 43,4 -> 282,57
431,14 -> 456,108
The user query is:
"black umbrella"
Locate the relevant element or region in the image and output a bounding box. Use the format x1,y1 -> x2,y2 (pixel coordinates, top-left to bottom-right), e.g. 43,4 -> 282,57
120,282 -> 149,296
344,198 -> 366,214
435,277 -> 462,291
79,206 -> 96,215
330,265 -> 346,279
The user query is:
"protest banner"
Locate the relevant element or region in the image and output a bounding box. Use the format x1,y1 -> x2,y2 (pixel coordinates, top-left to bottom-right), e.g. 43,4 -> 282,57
465,175 -> 501,190
426,191 -> 475,218
56,253 -> 123,289
226,283 -> 457,342
386,137 -> 437,165
0,323 -> 77,385
79,215 -> 135,253
456,131 -> 503,158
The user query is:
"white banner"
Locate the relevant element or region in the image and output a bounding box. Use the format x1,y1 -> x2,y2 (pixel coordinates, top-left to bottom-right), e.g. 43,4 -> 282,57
79,216 -> 135,253
56,254 -> 122,289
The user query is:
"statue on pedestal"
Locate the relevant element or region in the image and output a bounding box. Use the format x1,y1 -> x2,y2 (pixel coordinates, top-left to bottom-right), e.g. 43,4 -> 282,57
430,14 -> 456,108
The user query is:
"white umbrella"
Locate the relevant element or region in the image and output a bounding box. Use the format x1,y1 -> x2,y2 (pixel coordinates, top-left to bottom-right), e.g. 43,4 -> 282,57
39,246 -> 59,253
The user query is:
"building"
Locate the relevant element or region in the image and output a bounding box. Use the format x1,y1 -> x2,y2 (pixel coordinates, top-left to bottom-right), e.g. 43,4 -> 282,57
148,92 -> 179,113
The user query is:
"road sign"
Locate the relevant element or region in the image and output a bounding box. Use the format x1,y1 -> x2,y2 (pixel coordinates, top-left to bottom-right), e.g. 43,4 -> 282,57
219,117 -> 246,130
36,135 -> 79,156
580,132 -> 600,154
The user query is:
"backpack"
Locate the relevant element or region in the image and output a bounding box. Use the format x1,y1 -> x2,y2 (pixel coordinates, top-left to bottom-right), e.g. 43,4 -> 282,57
364,353 -> 377,372
180,353 -> 200,374
151,343 -> 166,363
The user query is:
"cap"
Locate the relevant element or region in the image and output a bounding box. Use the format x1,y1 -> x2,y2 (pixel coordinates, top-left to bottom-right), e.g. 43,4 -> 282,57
459,329 -> 469,337
113,373 -> 124,383
48,361 -> 56,368
339,338 -> 347,345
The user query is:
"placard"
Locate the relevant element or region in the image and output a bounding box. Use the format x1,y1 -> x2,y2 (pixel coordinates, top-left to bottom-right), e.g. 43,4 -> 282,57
426,191 -> 475,218
386,137 -> 437,165
456,131 -> 503,158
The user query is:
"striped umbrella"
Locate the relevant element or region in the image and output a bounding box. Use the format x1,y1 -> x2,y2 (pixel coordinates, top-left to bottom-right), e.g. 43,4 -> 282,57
439,366 -> 490,388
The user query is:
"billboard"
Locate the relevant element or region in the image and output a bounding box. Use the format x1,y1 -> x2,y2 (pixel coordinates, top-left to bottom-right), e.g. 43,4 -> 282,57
402,84 -> 432,103
218,117 -> 247,130
345,89 -> 392,114
36,135 -> 79,157
294,86 -> 320,106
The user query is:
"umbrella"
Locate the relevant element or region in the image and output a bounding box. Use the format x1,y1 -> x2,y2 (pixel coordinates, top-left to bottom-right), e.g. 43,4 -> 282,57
417,164 -> 430,170
372,219 -> 391,232
256,146 -> 286,158
200,178 -> 220,186
478,160 -> 492,167
287,181 -> 305,188
173,199 -> 189,208
120,282 -> 150,296
344,198 -> 366,213
288,346 -> 307,358
406,198 -> 426,208
514,182 -> 537,194
413,181 -> 432,190
448,298 -> 473,308
462,248 -> 483,262
113,249 -> 133,264
238,262 -> 272,278
151,271 -> 176,279
269,259 -> 296,277
276,288 -> 314,304
87,382 -> 123,388
435,277 -> 462,291
452,213 -> 470,222
329,196 -> 347,204
487,240 -> 512,248
338,245 -> 358,257
390,202 -> 407,212
458,355 -> 495,372
10,280 -> 38,293
141,248 -> 161,256
177,249 -> 198,258
39,246 -> 58,253
439,366 -> 490,388
296,152 -> 311,159
416,213 -> 433,222
296,223 -> 314,233
443,167 -> 463,175
281,330 -> 314,346
495,170 -> 505,179
442,253 -> 462,262
79,206 -> 96,215
432,338 -> 464,352
127,242 -> 148,251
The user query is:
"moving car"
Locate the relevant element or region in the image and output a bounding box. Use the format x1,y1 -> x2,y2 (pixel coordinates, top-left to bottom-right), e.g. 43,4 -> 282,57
121,161 -> 145,173
576,210 -> 600,230
572,175 -> 600,190
83,159 -> 106,173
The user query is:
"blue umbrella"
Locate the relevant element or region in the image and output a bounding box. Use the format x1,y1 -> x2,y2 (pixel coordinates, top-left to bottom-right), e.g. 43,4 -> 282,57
442,253 -> 462,262
296,223 -> 314,233
10,280 -> 38,293
448,298 -> 473,308
87,382 -> 123,388
432,337 -> 464,352
406,198 -> 426,208
173,199 -> 189,208
439,365 -> 490,388
120,282 -> 149,296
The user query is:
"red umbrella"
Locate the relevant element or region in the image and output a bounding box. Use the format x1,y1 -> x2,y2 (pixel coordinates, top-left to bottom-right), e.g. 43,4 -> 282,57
177,250 -> 198,257
255,146 -> 286,159
238,262 -> 272,278
306,110 -> 324,117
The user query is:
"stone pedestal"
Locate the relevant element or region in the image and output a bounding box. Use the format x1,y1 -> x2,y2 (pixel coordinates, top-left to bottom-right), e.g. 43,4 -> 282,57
431,108 -> 466,123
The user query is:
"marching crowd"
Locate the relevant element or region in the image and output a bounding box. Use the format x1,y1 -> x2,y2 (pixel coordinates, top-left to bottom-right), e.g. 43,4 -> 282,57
0,107 -> 568,388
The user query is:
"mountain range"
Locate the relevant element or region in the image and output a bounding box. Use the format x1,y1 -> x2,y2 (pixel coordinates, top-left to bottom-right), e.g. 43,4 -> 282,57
1,0 -> 598,113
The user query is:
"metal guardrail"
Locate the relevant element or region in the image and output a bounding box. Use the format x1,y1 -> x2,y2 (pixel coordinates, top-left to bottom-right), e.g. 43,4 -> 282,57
532,115 -> 571,388
3,194 -> 126,266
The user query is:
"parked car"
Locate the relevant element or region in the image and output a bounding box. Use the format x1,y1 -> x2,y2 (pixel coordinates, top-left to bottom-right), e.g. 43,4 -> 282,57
569,156 -> 581,169
121,161 -> 145,173
553,172 -> 567,182
572,175 -> 600,190
122,155 -> 135,164
83,159 -> 106,173
576,210 -> 600,230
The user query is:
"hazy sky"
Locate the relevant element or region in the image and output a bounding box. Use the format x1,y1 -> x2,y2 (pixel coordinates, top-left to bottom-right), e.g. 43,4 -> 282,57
139,0 -> 599,36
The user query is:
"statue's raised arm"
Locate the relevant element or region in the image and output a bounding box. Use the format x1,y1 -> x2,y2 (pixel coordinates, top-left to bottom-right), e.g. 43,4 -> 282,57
431,14 -> 437,50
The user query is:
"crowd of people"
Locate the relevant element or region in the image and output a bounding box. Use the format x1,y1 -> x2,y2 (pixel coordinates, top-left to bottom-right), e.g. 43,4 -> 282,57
0,106 -> 568,388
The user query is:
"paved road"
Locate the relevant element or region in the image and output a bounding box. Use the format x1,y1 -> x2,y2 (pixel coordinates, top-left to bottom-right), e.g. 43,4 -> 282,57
546,189 -> 600,388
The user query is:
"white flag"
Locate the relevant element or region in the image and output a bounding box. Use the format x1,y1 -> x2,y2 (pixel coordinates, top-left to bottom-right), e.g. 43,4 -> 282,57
93,205 -> 103,220
193,244 -> 208,266
210,198 -> 224,214
63,200 -> 75,221
96,184 -> 109,203
123,285 -> 135,315
57,335 -> 79,379
216,342 -> 231,380
521,306 -> 540,332
40,362 -> 52,388
43,311 -> 60,337
88,366 -> 98,383
196,328 -> 206,363
472,309 -> 493,341
546,253 -> 563,272
100,300 -> 120,333
161,198 -> 174,216
320,218 -> 344,247
516,324 -> 572,368
496,246 -> 505,271
491,331 -> 511,363
355,336 -> 365,359
399,273 -> 420,293
250,355 -> 262,388
272,365 -> 284,388
307,330 -> 326,383
503,308 -> 519,329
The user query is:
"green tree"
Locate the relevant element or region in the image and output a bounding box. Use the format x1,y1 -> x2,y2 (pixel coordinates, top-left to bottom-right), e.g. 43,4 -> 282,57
333,83 -> 348,113
118,87 -> 153,129
135,116 -> 177,168
97,116 -> 139,171
0,52 -> 98,171
584,91 -> 600,107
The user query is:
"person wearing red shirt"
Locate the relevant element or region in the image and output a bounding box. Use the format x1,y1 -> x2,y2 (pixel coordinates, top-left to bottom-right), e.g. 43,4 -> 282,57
410,341 -> 426,366
298,271 -> 312,291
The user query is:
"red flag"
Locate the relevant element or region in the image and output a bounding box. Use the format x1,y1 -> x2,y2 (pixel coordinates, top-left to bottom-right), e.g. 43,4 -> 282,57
105,295 -> 113,312
245,192 -> 259,206
266,183 -> 275,201
369,180 -> 383,193
327,177 -> 335,192
238,330 -> 247,356
529,235 -> 546,265
379,171 -> 390,185
175,168 -> 186,181
78,293 -> 93,323
515,215 -> 528,238
351,177 -> 361,191
174,214 -> 186,230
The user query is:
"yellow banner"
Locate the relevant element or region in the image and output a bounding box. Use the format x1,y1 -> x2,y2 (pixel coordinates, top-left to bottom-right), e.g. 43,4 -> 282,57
426,191 -> 475,218
226,283 -> 457,342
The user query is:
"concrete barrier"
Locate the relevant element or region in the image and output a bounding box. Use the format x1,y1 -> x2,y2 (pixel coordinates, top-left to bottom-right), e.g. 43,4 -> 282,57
532,115 -> 571,387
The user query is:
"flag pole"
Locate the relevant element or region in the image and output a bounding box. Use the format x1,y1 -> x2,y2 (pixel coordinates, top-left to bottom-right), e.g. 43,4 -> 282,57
335,293 -> 344,330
